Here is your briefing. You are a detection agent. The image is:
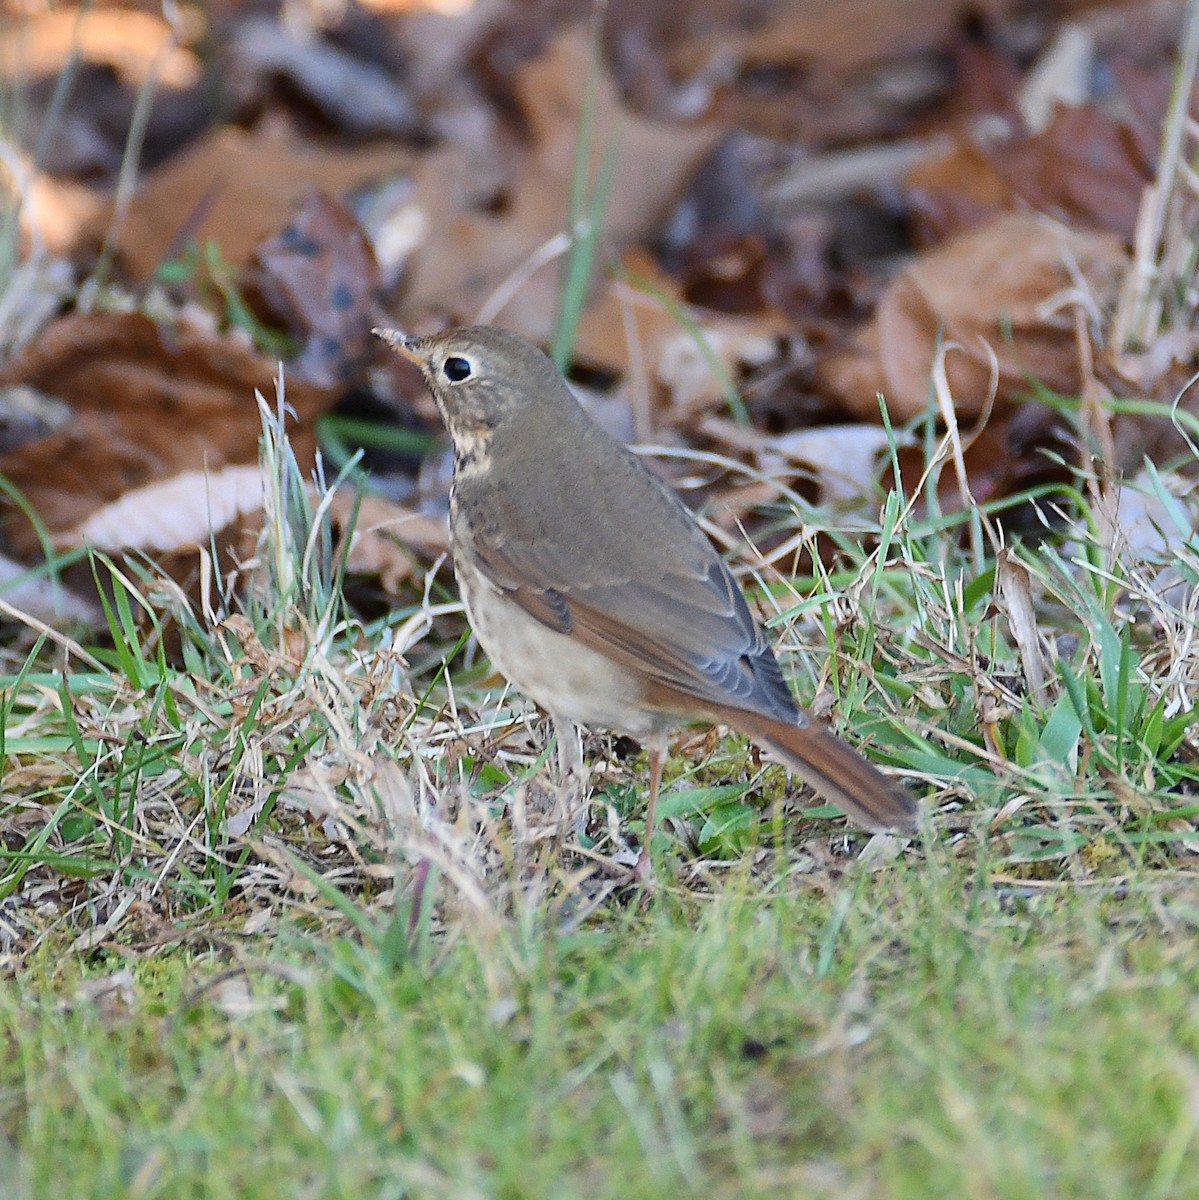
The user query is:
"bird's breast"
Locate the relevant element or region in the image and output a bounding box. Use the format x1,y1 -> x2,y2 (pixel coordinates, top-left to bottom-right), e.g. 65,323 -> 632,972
451,542 -> 673,738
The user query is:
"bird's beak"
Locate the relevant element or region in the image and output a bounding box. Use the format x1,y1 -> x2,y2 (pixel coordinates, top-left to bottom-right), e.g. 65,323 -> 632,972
372,326 -> 426,368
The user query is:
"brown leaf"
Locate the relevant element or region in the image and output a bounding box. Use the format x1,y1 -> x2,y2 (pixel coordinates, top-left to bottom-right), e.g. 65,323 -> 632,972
567,248 -> 790,435
880,402 -> 1076,529
771,424 -> 895,504
84,125 -> 413,280
6,6 -> 212,181
990,104 -> 1152,242
227,15 -> 419,138
246,192 -> 381,387
1112,56 -> 1180,168
60,465 -> 448,599
904,138 -> 1013,247
0,312 -> 332,556
17,173 -> 107,258
816,213 -> 1128,420
61,465 -> 266,554
1,6 -> 203,88
333,491 -> 449,594
945,37 -> 1024,126
400,28 -> 721,340
907,103 -> 1155,245
687,0 -> 1015,73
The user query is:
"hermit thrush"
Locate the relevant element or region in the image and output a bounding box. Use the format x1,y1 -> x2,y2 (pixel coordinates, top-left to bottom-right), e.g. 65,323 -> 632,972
375,325 -> 918,876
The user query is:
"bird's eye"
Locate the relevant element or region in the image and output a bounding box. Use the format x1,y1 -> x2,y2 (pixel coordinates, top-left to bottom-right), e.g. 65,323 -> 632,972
443,356 -> 472,382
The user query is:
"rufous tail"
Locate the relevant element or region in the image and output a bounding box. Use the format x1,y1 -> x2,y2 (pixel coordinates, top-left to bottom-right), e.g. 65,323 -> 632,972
733,710 -> 918,834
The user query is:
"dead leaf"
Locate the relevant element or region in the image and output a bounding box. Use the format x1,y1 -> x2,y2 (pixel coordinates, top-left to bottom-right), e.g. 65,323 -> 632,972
904,138 -> 1013,247
1091,472 -> 1195,564
693,0 -> 1016,73
227,14 -> 419,137
881,403 -> 1076,527
908,103 -> 1156,245
246,192 -> 381,387
400,27 -> 721,340
61,464 -> 448,599
61,968 -> 137,1015
817,213 -> 1128,420
0,311 -> 331,556
6,6 -> 213,183
1113,55 -> 1182,169
61,465 -> 267,554
991,105 -> 1152,243
568,248 -> 790,434
1017,22 -> 1095,134
772,424 -> 895,504
996,547 -> 1050,703
1,6 -> 205,88
655,324 -> 777,417
943,36 -> 1023,128
84,125 -> 413,280
14,171 -> 106,259
0,551 -> 101,627
334,491 -> 449,594
360,0 -> 474,11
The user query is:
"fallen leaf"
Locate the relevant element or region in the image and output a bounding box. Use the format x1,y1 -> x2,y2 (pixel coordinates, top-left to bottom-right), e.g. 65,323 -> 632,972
816,212 -> 1128,420
772,424 -> 895,504
13,170 -> 106,259
84,125 -> 413,279
227,14 -> 419,137
0,255 -> 78,373
335,491 -> 449,594
1017,22 -> 1095,134
693,0 -> 1016,73
61,465 -> 448,599
903,138 -> 1013,247
0,311 -> 331,556
995,546 -> 1050,702
655,324 -> 777,417
246,192 -> 381,387
943,36 -> 1023,127
1,6 -> 205,87
908,102 -> 1157,245
0,551 -> 101,627
570,248 -> 791,434
400,27 -> 721,340
881,403 -> 1076,528
5,6 -> 213,182
62,465 -> 267,554
990,104 -> 1152,242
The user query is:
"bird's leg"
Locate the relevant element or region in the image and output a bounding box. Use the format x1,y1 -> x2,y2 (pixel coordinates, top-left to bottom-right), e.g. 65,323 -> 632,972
633,732 -> 668,883
551,713 -> 587,834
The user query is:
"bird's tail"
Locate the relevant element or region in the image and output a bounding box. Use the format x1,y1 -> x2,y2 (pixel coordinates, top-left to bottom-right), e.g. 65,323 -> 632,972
732,710 -> 918,834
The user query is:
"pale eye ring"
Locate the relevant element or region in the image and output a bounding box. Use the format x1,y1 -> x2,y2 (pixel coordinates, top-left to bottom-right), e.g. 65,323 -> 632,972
443,356 -> 472,382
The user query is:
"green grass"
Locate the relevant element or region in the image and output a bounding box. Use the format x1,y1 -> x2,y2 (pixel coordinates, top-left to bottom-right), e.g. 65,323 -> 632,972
5,862 -> 1199,1199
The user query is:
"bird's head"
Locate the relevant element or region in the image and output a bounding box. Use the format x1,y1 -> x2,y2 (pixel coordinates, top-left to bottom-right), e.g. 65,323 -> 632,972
373,325 -> 570,439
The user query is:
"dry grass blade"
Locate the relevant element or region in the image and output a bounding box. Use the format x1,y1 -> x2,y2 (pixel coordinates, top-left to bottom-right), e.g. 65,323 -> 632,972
1115,0 -> 1199,355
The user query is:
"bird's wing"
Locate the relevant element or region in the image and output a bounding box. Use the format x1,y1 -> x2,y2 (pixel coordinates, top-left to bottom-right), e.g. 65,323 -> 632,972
461,463 -> 800,724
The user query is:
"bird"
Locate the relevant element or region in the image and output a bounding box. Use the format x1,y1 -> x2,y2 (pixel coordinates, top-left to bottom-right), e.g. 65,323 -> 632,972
375,324 -> 918,878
